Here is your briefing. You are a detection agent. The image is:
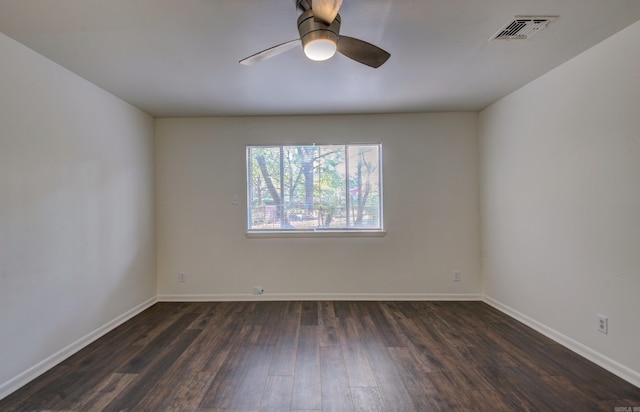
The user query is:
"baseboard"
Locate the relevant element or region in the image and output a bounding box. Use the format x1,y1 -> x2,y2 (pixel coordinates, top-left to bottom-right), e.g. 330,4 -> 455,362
483,295 -> 640,389
158,292 -> 483,302
0,296 -> 158,401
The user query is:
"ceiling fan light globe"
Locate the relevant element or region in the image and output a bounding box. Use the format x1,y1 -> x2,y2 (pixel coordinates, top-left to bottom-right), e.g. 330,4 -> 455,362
304,39 -> 337,61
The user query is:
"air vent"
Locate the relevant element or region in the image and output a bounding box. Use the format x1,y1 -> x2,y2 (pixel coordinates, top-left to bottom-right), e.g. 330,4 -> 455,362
490,16 -> 557,40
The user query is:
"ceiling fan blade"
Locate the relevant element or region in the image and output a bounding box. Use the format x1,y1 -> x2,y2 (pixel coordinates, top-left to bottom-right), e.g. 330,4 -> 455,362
239,39 -> 301,65
312,0 -> 343,24
336,36 -> 390,68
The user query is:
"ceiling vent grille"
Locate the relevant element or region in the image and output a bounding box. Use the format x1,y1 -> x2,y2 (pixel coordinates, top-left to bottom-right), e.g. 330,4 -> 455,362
490,16 -> 557,40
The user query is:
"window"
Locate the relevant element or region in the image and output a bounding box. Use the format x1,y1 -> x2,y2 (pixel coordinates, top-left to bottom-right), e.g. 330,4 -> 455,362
247,144 -> 383,233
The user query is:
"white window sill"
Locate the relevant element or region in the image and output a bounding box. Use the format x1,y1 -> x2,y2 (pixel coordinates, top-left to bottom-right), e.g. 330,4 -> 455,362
246,230 -> 386,239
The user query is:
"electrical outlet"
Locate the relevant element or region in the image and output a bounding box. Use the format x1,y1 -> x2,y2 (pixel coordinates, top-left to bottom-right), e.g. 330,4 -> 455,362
453,271 -> 461,282
596,314 -> 608,334
179,272 -> 186,283
252,287 -> 264,295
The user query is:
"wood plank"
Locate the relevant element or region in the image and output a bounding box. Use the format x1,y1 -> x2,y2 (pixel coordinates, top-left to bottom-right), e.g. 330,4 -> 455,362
118,312 -> 200,373
392,317 -> 449,373
337,317 -> 377,388
387,346 -> 441,411
291,325 -> 322,410
124,338 -> 216,411
354,314 -> 416,412
9,307 -> 189,409
130,302 -> 246,410
83,303 -> 180,352
475,365 -> 582,410
188,302 -> 228,330
351,387 -> 385,412
195,303 -> 255,373
333,300 -> 352,319
300,301 -> 319,326
49,344 -> 146,410
540,374 -> 613,411
0,365 -> 72,410
269,301 -> 301,376
254,301 -> 289,346
382,301 -> 417,321
259,375 -> 294,412
128,303 -> 205,347
480,322 -> 579,377
198,326 -> 259,409
539,343 -> 640,400
320,346 -> 353,411
319,301 -> 339,347
226,345 -> 274,411
410,315 -> 471,372
102,328 -> 202,411
362,342 -> 416,412
72,373 -> 138,411
163,372 -> 216,411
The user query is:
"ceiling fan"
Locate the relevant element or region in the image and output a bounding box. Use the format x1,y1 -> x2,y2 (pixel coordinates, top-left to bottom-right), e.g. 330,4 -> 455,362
239,0 -> 390,68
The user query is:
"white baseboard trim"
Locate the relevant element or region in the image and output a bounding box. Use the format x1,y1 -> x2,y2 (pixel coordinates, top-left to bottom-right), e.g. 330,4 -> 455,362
483,295 -> 640,389
0,296 -> 158,401
158,293 -> 483,302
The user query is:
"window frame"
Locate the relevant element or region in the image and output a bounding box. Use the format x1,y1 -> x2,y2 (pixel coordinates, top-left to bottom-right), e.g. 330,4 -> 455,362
245,143 -> 385,236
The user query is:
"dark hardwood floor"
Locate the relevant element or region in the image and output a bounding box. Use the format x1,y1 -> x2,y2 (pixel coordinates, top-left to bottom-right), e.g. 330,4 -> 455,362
1,301 -> 639,411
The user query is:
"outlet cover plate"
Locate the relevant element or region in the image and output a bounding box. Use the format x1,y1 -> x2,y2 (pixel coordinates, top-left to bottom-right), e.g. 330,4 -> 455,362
597,314 -> 608,334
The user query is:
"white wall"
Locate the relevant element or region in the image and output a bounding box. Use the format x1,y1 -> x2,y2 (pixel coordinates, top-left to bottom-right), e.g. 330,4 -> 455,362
156,113 -> 480,300
0,33 -> 156,396
479,21 -> 640,385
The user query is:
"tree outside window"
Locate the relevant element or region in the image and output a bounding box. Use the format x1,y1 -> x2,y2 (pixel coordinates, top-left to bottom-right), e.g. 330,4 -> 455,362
247,144 -> 382,232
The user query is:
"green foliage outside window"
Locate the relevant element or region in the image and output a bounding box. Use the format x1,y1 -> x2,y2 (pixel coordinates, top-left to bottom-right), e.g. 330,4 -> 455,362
247,144 -> 382,232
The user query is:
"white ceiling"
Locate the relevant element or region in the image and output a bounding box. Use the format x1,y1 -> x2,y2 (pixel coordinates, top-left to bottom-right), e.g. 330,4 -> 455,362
1,0 -> 639,117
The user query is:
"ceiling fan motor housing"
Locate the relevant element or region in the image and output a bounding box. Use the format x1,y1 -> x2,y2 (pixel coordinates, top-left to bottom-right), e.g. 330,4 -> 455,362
297,9 -> 341,59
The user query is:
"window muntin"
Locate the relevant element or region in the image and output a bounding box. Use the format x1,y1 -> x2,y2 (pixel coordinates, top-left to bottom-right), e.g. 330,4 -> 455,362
247,144 -> 382,233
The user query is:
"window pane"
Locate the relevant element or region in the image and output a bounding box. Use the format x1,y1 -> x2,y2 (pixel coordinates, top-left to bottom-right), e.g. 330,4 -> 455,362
314,145 -> 346,229
248,146 -> 283,230
247,144 -> 382,232
347,145 -> 381,228
282,145 -> 315,230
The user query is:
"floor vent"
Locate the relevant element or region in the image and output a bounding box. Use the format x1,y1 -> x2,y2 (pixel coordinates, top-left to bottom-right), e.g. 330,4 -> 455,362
490,16 -> 557,40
